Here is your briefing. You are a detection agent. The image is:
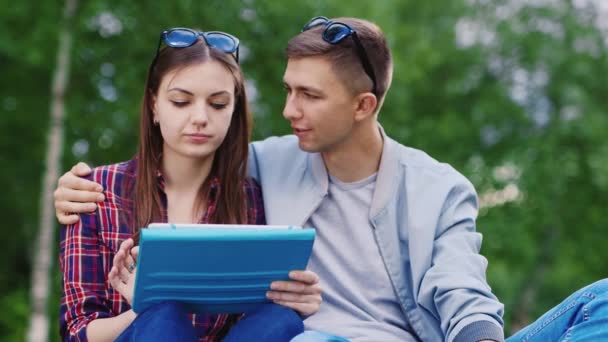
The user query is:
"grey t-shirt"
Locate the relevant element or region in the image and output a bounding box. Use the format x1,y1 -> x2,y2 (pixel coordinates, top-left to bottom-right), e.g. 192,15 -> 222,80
303,173 -> 417,341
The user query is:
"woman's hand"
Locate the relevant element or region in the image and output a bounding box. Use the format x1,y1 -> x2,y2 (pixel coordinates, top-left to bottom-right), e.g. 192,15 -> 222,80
267,270 -> 322,317
109,238 -> 139,305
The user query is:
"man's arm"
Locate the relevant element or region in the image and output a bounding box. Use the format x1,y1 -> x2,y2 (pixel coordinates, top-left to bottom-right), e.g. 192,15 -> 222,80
418,177 -> 504,342
54,162 -> 105,224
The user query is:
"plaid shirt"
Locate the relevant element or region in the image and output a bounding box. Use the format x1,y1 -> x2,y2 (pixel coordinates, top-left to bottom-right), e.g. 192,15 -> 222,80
59,159 -> 266,341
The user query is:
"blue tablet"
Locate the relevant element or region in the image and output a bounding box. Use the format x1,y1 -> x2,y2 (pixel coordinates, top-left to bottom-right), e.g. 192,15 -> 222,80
131,223 -> 315,314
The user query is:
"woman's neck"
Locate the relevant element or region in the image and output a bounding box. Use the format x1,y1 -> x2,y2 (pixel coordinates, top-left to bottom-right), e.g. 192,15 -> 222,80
161,151 -> 214,192
160,150 -> 214,223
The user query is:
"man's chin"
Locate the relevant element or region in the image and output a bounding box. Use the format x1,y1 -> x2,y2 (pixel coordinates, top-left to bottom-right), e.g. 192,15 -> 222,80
297,141 -> 320,153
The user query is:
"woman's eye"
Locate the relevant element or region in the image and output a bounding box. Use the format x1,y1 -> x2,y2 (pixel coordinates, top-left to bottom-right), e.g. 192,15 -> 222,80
210,103 -> 228,110
170,100 -> 189,108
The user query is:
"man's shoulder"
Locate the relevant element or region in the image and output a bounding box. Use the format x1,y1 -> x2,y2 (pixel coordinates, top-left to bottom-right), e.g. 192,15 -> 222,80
388,137 -> 471,186
250,135 -> 307,163
251,135 -> 301,152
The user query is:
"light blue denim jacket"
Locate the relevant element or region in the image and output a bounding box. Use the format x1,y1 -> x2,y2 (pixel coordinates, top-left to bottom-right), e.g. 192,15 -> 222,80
249,130 -> 505,342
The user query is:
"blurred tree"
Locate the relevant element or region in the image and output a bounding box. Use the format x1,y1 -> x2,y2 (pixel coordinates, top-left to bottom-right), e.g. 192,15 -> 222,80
27,0 -> 78,341
1,0 -> 607,340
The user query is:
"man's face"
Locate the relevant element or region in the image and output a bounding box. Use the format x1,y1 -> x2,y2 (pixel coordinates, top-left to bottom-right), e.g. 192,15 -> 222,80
282,56 -> 359,153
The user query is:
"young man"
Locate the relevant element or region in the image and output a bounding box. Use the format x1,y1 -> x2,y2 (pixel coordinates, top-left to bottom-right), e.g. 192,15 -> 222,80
55,17 -> 608,342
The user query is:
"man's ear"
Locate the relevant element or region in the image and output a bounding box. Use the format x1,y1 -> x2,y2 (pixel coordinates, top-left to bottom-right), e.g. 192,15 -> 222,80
354,92 -> 378,122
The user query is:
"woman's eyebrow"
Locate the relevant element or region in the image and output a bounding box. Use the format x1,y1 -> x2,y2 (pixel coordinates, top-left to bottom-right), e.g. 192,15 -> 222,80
167,87 -> 194,95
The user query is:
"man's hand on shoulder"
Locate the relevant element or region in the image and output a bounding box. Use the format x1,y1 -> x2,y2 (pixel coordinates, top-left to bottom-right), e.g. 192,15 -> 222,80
54,162 -> 105,225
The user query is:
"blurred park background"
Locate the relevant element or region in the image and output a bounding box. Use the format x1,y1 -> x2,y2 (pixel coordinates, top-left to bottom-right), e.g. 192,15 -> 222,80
2,0 -> 608,340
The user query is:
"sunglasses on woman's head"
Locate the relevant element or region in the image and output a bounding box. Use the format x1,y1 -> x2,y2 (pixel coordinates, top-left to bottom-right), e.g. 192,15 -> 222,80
301,16 -> 377,95
151,27 -> 240,66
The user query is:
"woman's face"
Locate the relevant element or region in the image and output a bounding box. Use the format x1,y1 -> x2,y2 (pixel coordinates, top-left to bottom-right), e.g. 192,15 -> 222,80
152,60 -> 236,163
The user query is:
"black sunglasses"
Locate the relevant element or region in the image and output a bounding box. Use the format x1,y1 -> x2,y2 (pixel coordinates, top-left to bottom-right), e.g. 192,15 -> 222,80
151,27 -> 240,68
302,16 -> 377,95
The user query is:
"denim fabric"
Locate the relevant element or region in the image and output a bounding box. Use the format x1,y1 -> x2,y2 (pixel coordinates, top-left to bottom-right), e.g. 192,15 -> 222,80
223,304 -> 304,342
290,279 -> 608,342
290,330 -> 350,342
115,302 -> 303,342
507,279 -> 608,342
115,302 -> 196,342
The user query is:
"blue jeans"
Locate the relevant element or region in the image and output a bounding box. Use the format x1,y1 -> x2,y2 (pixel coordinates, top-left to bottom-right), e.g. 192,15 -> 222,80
506,279 -> 608,342
290,279 -> 608,342
115,302 -> 303,341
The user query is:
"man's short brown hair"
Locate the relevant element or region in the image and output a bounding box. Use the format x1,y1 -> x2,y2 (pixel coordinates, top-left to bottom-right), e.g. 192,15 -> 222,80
286,17 -> 393,103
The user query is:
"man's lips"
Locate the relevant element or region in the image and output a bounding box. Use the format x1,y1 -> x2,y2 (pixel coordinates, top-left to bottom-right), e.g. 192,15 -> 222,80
292,127 -> 311,133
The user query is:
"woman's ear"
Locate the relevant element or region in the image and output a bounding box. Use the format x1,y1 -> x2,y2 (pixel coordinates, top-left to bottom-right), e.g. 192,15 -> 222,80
354,92 -> 378,122
150,93 -> 159,123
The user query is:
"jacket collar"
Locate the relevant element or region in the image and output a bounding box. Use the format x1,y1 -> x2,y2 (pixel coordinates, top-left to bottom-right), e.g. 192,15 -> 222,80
370,126 -> 400,220
306,124 -> 401,221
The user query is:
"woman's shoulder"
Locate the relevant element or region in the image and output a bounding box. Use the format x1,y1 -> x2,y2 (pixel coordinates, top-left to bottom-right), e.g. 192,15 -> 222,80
86,159 -> 137,193
242,177 -> 263,201
242,177 -> 261,191
242,177 -> 265,224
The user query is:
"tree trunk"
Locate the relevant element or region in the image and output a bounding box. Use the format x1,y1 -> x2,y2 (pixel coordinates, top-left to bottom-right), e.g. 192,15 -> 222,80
27,0 -> 78,340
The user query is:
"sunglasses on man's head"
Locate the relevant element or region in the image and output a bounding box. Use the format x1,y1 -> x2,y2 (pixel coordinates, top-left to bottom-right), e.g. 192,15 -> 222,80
301,16 -> 377,95
153,27 -> 240,63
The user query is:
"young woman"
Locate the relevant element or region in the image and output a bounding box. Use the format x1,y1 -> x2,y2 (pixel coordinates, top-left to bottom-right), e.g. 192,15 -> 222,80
59,28 -> 321,342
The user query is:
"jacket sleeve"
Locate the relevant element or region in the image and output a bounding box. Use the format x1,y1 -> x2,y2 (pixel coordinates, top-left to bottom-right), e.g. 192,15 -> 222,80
248,142 -> 261,182
417,176 -> 505,342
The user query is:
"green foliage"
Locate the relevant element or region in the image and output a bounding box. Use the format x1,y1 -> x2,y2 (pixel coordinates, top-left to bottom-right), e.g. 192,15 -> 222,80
2,0 -> 607,339
0,288 -> 29,342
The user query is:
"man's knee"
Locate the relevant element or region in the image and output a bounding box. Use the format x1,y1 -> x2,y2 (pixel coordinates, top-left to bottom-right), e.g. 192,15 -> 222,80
585,278 -> 608,297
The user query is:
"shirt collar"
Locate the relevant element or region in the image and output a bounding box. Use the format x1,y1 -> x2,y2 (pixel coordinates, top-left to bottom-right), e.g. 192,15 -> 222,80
155,169 -> 221,223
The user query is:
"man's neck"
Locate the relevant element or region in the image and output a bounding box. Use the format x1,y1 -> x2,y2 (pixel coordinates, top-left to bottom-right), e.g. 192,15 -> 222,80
321,122 -> 384,183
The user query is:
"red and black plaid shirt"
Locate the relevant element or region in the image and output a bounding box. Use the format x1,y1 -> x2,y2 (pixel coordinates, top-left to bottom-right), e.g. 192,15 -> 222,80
59,159 -> 265,341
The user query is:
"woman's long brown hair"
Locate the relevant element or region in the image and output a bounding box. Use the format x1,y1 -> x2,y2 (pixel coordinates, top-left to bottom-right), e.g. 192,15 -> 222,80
128,37 -> 252,241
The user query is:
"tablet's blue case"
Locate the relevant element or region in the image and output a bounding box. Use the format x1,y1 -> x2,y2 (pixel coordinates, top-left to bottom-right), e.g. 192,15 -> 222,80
131,223 -> 315,314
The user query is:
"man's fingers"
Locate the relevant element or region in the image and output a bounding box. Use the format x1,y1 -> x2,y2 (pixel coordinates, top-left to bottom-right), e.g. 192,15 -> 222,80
56,200 -> 97,214
270,281 -> 322,295
267,291 -> 321,304
56,213 -> 80,225
58,171 -> 103,193
71,162 -> 93,176
288,270 -> 319,284
57,187 -> 105,203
